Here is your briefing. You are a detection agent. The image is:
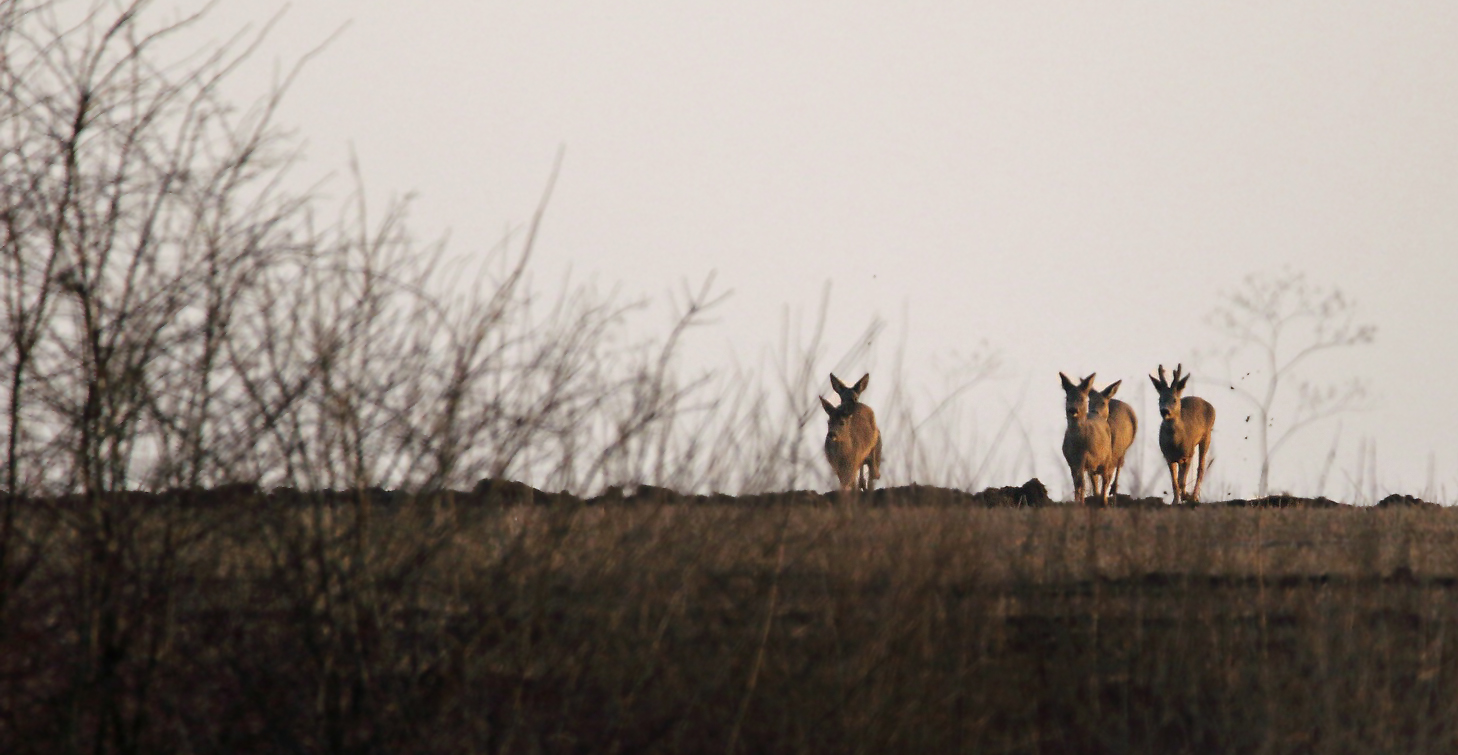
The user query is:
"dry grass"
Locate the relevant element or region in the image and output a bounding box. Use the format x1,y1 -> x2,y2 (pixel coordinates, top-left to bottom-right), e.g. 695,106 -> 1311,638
4,491 -> 1457,754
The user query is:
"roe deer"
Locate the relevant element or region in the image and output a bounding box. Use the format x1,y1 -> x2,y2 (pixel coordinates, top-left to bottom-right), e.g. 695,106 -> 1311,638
1060,372 -> 1114,505
1149,364 -> 1215,504
1087,380 -> 1137,499
821,373 -> 882,492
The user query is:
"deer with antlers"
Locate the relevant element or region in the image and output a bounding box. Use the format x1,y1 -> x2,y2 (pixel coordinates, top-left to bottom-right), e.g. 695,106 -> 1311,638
1149,364 -> 1215,504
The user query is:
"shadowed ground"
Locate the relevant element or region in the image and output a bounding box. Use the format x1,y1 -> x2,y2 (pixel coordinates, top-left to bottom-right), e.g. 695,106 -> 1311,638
1,482 -> 1452,753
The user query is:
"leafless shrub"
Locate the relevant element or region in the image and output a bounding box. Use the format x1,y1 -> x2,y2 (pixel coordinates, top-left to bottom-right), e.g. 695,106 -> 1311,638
1206,269 -> 1376,497
0,1 -> 745,500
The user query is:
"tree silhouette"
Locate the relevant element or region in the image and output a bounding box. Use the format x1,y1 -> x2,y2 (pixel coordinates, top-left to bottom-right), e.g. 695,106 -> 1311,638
1207,269 -> 1375,497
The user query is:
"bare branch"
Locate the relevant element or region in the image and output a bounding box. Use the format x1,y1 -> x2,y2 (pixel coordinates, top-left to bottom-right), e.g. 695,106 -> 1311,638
1205,268 -> 1376,497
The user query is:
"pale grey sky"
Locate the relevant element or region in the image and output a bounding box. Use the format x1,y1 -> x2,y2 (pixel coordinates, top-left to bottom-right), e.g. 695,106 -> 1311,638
185,1 -> 1458,499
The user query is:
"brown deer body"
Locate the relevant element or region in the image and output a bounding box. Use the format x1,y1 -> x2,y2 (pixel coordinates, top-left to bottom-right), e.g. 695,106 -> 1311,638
1149,364 -> 1215,504
821,373 -> 882,492
1060,372 -> 1114,505
1087,380 -> 1138,499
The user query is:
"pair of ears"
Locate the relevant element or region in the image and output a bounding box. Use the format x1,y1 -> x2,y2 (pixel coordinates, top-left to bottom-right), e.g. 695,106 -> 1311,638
1059,372 -> 1122,397
822,372 -> 870,413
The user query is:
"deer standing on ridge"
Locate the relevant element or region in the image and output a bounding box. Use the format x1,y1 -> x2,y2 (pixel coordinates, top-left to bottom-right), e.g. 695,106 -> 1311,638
821,373 -> 882,492
1149,364 -> 1215,504
1087,380 -> 1137,499
1060,372 -> 1114,506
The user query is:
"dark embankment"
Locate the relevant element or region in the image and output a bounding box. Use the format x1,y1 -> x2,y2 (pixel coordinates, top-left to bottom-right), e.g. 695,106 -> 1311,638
1,483 -> 1454,753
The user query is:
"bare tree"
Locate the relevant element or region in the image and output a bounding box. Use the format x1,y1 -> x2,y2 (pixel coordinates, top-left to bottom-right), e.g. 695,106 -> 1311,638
1206,269 -> 1375,497
0,0 -> 1027,509
0,0 -> 316,495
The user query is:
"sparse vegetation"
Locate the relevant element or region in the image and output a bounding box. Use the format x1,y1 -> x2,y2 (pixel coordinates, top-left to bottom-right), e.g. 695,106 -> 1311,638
3,488 -> 1457,753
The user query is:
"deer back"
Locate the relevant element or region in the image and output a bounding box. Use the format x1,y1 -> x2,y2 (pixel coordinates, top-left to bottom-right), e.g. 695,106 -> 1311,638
1180,396 -> 1215,442
1107,398 -> 1137,461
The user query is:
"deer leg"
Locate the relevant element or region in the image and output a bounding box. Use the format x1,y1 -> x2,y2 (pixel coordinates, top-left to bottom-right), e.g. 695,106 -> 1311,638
870,435 -> 883,486
1177,461 -> 1191,504
1167,462 -> 1180,504
1096,470 -> 1111,507
1072,467 -> 1085,505
1192,439 -> 1210,502
1110,461 -> 1122,499
838,462 -> 856,493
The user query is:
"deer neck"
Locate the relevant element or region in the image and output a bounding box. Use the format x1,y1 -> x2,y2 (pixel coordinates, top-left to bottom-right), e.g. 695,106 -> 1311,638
1164,412 -> 1192,442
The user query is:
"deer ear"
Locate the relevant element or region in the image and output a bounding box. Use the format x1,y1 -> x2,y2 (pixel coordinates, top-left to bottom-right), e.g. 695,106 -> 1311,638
1149,373 -> 1165,391
1060,372 -> 1076,391
1081,373 -> 1096,391
854,373 -> 869,393
1103,380 -> 1122,398
829,373 -> 846,392
820,396 -> 835,415
1175,372 -> 1190,391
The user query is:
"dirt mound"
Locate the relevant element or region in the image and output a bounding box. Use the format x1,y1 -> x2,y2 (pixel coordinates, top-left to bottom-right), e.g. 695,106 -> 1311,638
1376,493 -> 1440,508
20,480 -> 1445,509
471,478 -> 577,507
1221,494 -> 1349,509
472,477 -> 1053,508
